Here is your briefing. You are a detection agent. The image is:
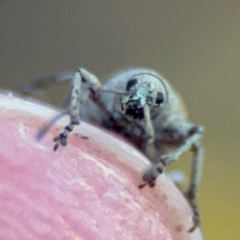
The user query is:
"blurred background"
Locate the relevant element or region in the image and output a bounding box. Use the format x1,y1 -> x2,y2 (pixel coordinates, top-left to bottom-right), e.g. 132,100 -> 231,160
0,1 -> 239,239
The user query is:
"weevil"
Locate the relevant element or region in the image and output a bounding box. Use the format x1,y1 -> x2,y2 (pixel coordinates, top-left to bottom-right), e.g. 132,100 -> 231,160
23,67 -> 203,232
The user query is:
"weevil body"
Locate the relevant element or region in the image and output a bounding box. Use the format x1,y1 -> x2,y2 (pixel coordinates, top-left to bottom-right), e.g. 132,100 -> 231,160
82,69 -> 191,149
23,67 -> 203,232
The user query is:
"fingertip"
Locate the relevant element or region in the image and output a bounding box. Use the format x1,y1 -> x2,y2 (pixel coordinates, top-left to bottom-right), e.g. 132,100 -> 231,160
0,93 -> 203,239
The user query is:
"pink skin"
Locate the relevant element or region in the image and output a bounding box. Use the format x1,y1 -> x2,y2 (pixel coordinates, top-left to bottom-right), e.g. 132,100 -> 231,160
0,93 -> 202,240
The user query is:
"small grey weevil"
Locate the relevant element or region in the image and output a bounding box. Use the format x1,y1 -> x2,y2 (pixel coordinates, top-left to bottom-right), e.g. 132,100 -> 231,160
24,67 -> 204,232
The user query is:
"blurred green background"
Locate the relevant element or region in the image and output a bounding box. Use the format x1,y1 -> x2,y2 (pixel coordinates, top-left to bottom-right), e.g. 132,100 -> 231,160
0,1 -> 239,239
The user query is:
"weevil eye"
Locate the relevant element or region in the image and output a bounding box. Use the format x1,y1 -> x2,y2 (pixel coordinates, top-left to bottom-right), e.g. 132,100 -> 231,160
126,78 -> 138,91
155,92 -> 164,105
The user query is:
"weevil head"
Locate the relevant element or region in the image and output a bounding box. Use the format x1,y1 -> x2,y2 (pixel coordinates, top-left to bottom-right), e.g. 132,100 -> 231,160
121,75 -> 165,120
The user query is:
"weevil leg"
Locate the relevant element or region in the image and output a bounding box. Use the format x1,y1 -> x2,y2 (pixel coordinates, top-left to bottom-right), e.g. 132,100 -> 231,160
139,105 -> 164,188
159,127 -> 203,232
36,111 -> 69,141
53,68 -> 128,151
20,68 -> 128,150
159,126 -> 203,167
139,164 -> 164,189
185,142 -> 203,202
140,124 -> 203,232
20,72 -> 74,96
52,69 -> 83,151
185,141 -> 203,232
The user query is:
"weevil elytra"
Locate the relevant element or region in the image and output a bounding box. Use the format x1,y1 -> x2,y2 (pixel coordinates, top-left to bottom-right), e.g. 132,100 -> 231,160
23,67 -> 203,232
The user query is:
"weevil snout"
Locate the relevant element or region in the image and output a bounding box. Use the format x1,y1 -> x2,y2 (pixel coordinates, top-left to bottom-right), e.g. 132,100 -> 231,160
121,77 -> 165,120
121,84 -> 148,120
121,97 -> 145,120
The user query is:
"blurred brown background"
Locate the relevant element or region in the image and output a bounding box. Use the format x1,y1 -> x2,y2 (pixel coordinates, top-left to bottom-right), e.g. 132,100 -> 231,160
0,1 -> 239,239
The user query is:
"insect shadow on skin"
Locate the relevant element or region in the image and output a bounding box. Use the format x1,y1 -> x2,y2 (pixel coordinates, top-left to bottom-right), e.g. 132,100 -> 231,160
21,67 -> 204,233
